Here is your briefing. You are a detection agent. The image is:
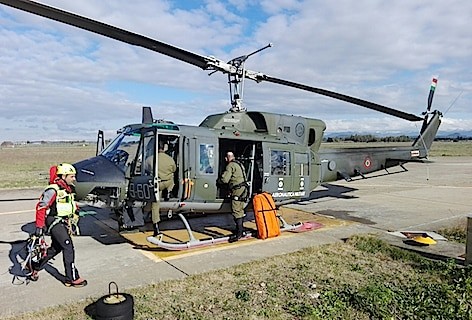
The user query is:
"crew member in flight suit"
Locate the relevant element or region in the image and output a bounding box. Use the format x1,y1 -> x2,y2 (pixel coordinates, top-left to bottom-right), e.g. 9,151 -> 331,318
218,151 -> 249,242
28,163 -> 87,287
151,142 -> 177,236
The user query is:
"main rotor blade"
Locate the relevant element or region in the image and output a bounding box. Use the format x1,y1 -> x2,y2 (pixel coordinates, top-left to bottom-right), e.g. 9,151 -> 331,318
1,0 -> 426,121
0,0 -> 211,69
258,75 -> 423,122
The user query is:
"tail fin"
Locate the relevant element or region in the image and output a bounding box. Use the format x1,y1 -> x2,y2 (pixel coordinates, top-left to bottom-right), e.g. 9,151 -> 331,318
412,78 -> 442,157
412,110 -> 442,154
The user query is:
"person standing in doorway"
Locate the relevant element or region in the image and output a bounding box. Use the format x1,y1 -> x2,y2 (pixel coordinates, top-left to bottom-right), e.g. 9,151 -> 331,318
151,142 -> 176,236
218,151 -> 249,242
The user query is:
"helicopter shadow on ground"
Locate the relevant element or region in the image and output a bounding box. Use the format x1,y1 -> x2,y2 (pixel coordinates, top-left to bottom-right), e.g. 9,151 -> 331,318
348,165 -> 413,181
301,164 -> 412,203
302,166 -> 412,203
4,222 -> 68,285
303,183 -> 360,202
76,204 -> 128,246
295,183 -> 376,225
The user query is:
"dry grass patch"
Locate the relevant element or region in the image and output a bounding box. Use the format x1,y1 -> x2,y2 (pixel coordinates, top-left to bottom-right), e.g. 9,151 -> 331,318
4,235 -> 459,320
0,144 -> 95,189
437,219 -> 468,243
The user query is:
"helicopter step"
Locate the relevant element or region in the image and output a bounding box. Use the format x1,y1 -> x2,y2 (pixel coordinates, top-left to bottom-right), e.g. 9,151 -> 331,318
146,213 -> 307,251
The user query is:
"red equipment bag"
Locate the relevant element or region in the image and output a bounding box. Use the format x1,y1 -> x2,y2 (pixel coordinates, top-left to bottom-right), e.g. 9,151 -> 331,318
253,192 -> 281,239
49,165 -> 58,184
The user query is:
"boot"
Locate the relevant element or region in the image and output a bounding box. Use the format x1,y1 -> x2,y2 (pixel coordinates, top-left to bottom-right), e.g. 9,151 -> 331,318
229,218 -> 244,243
152,223 -> 161,237
64,277 -> 88,288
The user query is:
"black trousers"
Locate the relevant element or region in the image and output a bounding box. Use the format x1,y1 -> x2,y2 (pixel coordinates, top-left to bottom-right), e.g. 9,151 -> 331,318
35,216 -> 80,282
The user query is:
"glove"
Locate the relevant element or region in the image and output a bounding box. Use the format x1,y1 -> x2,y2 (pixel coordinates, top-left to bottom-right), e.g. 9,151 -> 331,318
35,227 -> 44,237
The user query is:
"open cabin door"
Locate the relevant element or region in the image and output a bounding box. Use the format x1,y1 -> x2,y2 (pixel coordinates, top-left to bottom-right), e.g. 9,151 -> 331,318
127,128 -> 158,203
217,139 -> 257,201
127,129 -> 181,203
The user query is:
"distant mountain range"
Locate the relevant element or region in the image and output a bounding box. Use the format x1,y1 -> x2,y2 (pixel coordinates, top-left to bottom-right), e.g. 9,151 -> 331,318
324,130 -> 472,139
436,131 -> 472,139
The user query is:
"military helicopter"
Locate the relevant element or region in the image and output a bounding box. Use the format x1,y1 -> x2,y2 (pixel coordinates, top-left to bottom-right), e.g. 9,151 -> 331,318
1,0 -> 442,249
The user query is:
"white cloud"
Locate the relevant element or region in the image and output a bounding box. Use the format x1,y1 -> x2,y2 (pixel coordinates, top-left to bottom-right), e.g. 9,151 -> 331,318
0,0 -> 471,141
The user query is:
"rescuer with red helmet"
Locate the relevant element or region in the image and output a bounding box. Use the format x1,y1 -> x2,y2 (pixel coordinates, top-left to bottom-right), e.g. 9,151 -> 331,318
28,163 -> 87,287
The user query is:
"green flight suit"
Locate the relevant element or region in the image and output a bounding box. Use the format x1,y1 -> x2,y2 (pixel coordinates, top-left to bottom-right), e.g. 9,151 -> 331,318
219,160 -> 247,219
151,151 -> 177,224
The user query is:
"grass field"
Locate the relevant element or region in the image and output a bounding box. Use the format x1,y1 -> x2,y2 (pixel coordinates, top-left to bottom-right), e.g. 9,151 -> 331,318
1,141 -> 471,189
0,144 -> 95,189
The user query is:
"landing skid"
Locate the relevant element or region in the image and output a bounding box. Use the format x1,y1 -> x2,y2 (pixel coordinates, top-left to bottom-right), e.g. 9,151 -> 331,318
146,213 -> 306,251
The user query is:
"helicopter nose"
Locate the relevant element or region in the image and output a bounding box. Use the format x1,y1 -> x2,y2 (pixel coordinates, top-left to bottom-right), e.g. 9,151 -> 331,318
73,156 -> 126,200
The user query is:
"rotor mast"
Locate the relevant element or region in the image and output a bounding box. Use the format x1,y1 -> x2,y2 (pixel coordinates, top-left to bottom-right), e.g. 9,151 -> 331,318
223,44 -> 272,112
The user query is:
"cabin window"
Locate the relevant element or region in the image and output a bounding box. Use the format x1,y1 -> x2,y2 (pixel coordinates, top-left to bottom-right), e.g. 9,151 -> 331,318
270,150 -> 291,176
199,144 -> 215,174
308,128 -> 316,146
295,152 -> 309,176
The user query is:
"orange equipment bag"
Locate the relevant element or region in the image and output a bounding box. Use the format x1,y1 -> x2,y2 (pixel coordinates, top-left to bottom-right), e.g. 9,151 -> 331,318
253,192 -> 281,239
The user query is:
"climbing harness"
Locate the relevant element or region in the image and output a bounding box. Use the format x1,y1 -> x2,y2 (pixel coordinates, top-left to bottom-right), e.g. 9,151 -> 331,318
12,234 -> 48,285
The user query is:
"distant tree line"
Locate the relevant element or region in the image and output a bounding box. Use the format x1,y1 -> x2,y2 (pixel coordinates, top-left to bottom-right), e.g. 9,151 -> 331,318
435,136 -> 472,142
325,134 -> 472,143
1,140 -> 93,146
325,134 -> 413,143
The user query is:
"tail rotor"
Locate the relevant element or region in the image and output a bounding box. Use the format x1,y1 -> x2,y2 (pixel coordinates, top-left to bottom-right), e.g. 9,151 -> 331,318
427,77 -> 438,113
420,77 -> 438,133
413,77 -> 442,152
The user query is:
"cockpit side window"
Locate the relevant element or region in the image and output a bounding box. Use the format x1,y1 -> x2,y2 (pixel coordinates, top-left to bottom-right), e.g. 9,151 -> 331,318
101,131 -> 141,171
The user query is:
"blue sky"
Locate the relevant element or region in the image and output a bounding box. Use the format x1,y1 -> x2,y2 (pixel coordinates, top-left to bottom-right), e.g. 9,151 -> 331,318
0,0 -> 471,141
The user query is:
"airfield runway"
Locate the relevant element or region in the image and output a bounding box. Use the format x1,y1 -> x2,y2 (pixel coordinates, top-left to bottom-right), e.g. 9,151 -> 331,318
0,156 -> 471,317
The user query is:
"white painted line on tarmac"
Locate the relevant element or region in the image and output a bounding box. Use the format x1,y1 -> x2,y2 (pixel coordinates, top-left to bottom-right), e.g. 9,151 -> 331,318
0,209 -> 33,216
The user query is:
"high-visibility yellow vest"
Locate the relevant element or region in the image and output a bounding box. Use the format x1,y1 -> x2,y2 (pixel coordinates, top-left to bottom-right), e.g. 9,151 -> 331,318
46,184 -> 76,217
